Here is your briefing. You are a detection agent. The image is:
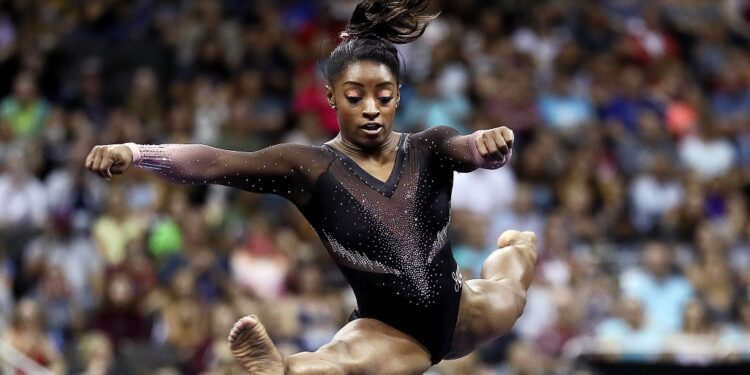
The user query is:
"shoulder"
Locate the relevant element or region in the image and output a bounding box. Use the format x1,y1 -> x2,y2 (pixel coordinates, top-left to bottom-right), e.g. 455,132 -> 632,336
263,142 -> 324,153
258,143 -> 333,163
411,125 -> 461,140
270,143 -> 335,178
408,125 -> 461,149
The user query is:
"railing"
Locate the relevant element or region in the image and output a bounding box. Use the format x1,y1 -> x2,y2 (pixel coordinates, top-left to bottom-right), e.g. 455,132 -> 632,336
563,336 -> 750,375
0,341 -> 56,375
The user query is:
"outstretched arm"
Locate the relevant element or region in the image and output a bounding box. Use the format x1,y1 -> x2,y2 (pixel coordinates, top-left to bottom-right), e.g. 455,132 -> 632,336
423,125 -> 514,173
84,142 -> 323,202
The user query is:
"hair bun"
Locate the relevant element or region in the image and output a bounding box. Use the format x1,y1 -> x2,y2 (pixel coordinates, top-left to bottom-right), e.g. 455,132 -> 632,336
344,0 -> 438,44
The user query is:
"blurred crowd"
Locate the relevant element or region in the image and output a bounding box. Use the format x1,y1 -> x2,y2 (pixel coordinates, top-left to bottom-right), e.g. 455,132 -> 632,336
0,0 -> 749,374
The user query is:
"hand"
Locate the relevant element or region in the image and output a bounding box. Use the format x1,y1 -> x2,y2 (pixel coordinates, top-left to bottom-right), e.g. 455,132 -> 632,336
475,126 -> 513,161
84,144 -> 133,181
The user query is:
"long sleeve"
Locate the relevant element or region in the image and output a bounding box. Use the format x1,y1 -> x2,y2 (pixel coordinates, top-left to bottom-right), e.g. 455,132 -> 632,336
126,142 -> 331,205
412,126 -> 512,173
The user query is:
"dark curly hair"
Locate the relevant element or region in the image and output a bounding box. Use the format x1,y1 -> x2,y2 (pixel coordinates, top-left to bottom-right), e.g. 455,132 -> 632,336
322,0 -> 438,84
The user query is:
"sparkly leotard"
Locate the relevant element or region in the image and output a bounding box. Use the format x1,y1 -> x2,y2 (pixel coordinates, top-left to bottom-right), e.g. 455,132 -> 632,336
127,126 -> 509,364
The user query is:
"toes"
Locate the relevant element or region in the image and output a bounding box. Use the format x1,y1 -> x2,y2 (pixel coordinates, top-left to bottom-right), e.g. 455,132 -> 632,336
497,230 -> 536,248
241,315 -> 258,325
228,315 -> 261,345
497,230 -> 521,248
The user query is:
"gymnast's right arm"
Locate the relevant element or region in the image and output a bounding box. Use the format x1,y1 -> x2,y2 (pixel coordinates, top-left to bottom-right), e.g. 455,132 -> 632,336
84,142 -> 322,202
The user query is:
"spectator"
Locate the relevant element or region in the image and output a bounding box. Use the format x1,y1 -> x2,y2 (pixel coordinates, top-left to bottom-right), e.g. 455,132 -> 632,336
679,121 -> 736,180
74,331 -> 115,375
718,298 -> 750,360
230,215 -> 290,299
0,71 -> 49,139
93,273 -> 152,352
451,165 -> 517,220
0,143 -> 48,261
595,297 -> 665,360
3,298 -> 66,373
620,242 -> 694,332
663,299 -> 720,365
537,72 -> 595,132
452,214 -> 492,279
601,65 -> 661,132
630,153 -> 684,234
23,208 -> 103,312
486,182 -> 545,250
92,186 -> 148,265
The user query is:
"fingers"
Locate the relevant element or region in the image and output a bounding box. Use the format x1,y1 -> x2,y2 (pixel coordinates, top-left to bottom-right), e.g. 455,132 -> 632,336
91,151 -> 104,178
85,145 -> 115,181
85,147 -> 97,169
477,127 -> 513,160
475,134 -> 489,156
482,133 -> 499,156
99,155 -> 113,180
500,126 -> 514,150
490,132 -> 509,158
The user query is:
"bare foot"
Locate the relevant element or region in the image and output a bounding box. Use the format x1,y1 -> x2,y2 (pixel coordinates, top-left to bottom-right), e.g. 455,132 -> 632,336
228,315 -> 284,374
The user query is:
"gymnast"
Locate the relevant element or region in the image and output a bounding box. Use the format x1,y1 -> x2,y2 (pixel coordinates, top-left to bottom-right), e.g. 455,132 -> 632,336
85,1 -> 536,373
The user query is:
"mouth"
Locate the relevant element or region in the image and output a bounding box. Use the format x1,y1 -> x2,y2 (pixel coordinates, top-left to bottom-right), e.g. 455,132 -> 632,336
360,122 -> 384,135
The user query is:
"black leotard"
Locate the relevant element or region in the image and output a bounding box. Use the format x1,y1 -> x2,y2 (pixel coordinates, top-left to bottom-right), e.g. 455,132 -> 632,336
130,125 -> 508,364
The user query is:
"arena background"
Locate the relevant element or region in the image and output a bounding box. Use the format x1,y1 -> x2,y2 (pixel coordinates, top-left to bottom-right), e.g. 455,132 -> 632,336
0,0 -> 749,374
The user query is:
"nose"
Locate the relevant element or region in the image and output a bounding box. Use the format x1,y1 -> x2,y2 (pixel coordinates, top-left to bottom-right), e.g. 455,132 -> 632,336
362,98 -> 380,121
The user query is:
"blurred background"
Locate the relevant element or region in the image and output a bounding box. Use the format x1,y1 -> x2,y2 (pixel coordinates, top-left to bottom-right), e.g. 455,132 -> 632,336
0,0 -> 749,374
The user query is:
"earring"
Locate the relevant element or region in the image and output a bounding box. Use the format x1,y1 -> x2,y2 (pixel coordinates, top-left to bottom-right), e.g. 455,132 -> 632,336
329,101 -> 336,110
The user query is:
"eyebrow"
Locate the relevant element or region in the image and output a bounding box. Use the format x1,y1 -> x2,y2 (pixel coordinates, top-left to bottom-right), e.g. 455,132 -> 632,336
343,81 -> 395,88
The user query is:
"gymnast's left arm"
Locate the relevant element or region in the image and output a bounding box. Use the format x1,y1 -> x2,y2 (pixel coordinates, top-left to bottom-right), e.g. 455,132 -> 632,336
427,125 -> 513,173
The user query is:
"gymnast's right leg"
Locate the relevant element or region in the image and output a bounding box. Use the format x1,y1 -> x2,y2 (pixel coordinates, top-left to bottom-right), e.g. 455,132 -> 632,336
229,315 -> 431,375
446,230 -> 537,359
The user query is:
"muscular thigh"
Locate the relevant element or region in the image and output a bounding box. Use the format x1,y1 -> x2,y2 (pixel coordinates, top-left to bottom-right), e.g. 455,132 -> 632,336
291,318 -> 432,375
447,279 -> 523,359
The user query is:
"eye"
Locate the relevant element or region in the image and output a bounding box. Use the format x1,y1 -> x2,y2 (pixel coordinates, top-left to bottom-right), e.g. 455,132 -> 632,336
379,96 -> 393,105
346,96 -> 361,104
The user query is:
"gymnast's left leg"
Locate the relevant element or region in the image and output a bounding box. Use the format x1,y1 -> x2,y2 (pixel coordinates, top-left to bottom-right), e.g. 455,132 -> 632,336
446,230 -> 537,359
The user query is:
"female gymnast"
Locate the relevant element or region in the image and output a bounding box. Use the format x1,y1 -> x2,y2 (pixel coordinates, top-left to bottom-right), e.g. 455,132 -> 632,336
85,1 -> 536,374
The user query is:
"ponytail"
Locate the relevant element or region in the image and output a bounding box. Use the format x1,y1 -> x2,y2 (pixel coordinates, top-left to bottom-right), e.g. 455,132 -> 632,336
344,0 -> 436,44
322,0 -> 438,83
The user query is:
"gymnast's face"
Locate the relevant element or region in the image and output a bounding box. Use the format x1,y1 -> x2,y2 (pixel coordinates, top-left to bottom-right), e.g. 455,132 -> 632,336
326,60 -> 400,149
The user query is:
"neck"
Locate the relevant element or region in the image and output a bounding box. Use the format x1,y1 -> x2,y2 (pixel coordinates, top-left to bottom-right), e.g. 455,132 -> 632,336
335,132 -> 400,161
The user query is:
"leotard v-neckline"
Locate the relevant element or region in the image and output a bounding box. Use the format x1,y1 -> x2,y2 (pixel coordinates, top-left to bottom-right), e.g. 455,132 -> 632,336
322,133 -> 407,198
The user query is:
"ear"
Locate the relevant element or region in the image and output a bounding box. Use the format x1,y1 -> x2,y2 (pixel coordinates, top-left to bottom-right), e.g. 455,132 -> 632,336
396,84 -> 402,106
325,85 -> 335,106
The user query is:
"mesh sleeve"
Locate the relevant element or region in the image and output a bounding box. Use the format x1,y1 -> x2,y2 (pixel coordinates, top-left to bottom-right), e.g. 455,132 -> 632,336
411,126 -> 511,173
128,143 -> 331,205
